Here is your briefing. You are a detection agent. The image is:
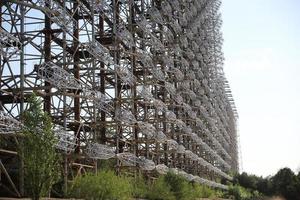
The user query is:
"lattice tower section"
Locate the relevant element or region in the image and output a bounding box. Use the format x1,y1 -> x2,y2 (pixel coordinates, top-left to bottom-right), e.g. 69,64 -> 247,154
0,0 -> 238,192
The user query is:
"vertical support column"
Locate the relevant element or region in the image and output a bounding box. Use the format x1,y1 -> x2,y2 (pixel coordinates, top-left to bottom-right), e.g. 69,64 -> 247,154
73,0 -> 80,154
44,0 -> 52,113
19,3 -> 25,196
0,3 -> 2,111
113,0 -> 121,174
131,0 -> 139,172
99,15 -> 106,144
62,0 -> 68,192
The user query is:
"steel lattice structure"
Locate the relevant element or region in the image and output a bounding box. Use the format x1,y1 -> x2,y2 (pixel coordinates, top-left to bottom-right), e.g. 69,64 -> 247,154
0,0 -> 238,196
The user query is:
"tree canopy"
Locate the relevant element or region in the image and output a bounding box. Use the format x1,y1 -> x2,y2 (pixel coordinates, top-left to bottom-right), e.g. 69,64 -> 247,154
234,168 -> 300,200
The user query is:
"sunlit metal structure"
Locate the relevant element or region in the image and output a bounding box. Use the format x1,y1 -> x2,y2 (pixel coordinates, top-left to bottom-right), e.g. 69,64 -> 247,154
0,0 -> 238,196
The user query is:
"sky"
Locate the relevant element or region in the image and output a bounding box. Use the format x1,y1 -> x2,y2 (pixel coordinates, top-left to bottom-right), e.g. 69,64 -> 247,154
221,0 -> 300,177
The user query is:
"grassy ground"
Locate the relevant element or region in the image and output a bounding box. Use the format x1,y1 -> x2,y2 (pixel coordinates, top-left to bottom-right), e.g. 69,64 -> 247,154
0,198 -> 285,200
0,198 -> 80,200
0,198 -> 231,200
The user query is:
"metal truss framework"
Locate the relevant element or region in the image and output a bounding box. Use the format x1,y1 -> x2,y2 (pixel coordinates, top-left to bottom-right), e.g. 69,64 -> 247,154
0,0 -> 238,195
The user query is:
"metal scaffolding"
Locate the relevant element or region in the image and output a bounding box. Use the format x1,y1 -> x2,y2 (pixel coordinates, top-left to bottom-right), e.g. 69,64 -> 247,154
0,0 -> 239,195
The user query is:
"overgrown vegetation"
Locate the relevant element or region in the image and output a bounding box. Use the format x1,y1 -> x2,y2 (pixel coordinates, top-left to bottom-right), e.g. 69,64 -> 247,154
224,185 -> 262,200
68,170 -> 133,200
68,171 -> 224,200
118,167 -> 300,200
163,172 -> 191,200
193,184 -> 222,199
18,94 -> 61,200
146,176 -> 176,200
232,168 -> 300,200
131,174 -> 148,199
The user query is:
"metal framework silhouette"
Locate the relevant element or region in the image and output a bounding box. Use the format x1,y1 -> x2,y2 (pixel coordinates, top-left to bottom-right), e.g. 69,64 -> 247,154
0,0 -> 238,196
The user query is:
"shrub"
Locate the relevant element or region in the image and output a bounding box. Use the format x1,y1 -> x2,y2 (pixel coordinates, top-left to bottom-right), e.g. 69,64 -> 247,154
226,185 -> 242,200
131,175 -> 148,198
97,159 -> 116,171
159,172 -> 223,200
163,172 -> 193,200
68,170 -> 132,200
226,185 -> 258,200
193,184 -> 218,199
146,176 -> 176,200
68,169 -> 227,200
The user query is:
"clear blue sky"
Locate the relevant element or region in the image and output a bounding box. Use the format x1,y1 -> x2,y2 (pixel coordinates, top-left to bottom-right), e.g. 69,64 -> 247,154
221,0 -> 300,177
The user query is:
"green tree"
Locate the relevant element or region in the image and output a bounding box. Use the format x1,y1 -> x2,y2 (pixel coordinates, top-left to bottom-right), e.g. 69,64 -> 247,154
271,168 -> 299,200
18,94 -> 60,200
297,172 -> 300,199
226,185 -> 257,200
236,172 -> 257,191
256,176 -> 272,195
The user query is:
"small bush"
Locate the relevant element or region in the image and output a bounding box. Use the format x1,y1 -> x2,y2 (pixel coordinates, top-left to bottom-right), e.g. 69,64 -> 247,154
155,172 -> 224,200
226,185 -> 241,200
146,176 -> 176,200
97,159 -> 116,170
131,175 -> 148,198
193,184 -> 219,199
226,185 -> 258,200
68,170 -> 132,200
164,172 -> 193,200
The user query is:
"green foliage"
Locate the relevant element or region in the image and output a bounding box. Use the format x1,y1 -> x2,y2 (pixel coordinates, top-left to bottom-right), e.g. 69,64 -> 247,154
226,185 -> 255,200
131,172 -> 224,200
255,176 -> 272,195
18,93 -> 60,200
68,170 -> 226,200
233,168 -> 300,200
193,184 -> 221,199
271,168 -> 300,200
235,172 -> 257,191
227,185 -> 242,200
50,180 -> 65,198
97,159 -> 117,171
164,172 -> 193,200
146,176 -> 176,200
131,175 -> 148,198
161,172 -> 222,200
298,172 -> 300,194
68,170 -> 132,200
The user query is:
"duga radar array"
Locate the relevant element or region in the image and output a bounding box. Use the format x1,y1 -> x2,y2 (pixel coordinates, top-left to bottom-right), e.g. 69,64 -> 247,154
0,0 -> 239,195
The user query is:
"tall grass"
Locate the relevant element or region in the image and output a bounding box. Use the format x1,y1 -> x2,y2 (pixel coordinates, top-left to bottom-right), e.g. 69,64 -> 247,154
68,170 -> 132,200
146,172 -> 223,200
146,176 -> 176,200
131,174 -> 148,199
